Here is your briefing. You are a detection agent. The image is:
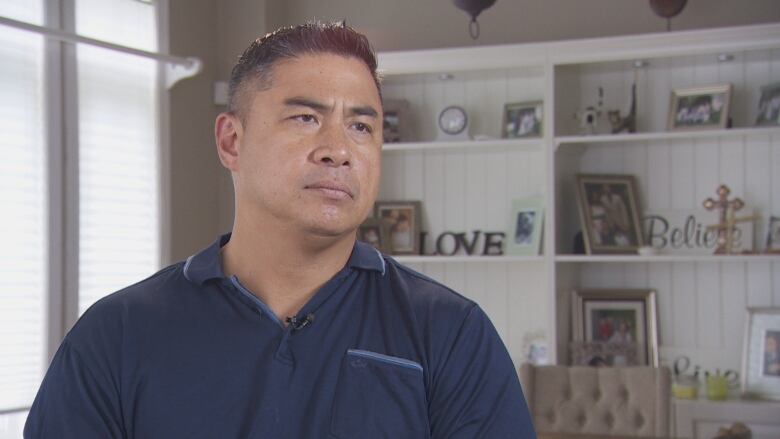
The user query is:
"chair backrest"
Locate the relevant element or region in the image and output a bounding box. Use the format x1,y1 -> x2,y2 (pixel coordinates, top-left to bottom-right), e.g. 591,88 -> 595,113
519,363 -> 671,438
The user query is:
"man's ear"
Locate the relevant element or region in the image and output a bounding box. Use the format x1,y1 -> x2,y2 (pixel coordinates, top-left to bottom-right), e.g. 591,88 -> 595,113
215,112 -> 243,172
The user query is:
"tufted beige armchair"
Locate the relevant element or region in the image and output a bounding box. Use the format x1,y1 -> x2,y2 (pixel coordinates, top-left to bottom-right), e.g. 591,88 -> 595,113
519,364 -> 671,438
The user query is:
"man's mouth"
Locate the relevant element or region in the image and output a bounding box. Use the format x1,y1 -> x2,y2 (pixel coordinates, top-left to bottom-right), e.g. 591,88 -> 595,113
304,181 -> 355,200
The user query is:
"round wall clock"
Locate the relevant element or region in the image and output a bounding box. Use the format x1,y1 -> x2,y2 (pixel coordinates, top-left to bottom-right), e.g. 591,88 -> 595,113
436,105 -> 471,140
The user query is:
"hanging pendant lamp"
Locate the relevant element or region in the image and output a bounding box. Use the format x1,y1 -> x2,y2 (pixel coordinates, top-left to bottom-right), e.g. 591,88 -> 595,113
649,0 -> 688,31
452,0 -> 497,40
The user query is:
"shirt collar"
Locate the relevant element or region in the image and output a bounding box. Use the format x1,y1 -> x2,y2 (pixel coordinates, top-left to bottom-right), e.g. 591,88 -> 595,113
183,233 -> 385,286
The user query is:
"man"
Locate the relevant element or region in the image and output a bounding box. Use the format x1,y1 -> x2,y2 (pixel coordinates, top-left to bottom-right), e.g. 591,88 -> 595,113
25,22 -> 535,438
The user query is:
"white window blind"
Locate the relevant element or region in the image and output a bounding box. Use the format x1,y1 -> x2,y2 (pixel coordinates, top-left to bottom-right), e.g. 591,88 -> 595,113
0,1 -> 162,435
0,0 -> 46,424
76,0 -> 160,314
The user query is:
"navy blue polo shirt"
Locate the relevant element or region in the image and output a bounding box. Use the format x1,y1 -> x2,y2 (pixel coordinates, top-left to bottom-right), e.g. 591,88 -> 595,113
25,234 -> 535,438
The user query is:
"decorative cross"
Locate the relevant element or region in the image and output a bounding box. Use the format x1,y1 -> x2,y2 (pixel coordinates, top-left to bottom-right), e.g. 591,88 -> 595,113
703,185 -> 758,254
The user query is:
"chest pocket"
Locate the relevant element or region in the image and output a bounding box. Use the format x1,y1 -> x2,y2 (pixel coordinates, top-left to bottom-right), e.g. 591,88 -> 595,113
331,349 -> 430,439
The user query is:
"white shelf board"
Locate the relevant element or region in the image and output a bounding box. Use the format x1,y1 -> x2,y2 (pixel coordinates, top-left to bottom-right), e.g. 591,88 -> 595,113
383,138 -> 542,152
394,255 -> 545,263
554,126 -> 780,147
555,254 -> 780,263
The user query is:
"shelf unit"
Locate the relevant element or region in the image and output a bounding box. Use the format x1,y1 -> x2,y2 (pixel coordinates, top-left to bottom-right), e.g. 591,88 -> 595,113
555,126 -> 780,147
377,24 -> 780,378
383,138 -> 542,152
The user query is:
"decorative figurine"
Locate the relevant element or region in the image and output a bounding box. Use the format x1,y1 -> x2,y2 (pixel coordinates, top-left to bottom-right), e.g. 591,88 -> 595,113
608,84 -> 637,134
574,86 -> 604,135
703,185 -> 759,254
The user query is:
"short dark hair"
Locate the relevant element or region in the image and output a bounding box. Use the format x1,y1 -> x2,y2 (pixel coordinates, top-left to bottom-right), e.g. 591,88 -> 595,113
228,21 -> 382,119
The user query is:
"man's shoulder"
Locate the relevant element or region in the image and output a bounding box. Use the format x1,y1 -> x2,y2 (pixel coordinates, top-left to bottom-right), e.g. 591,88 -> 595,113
380,256 -> 477,317
67,262 -> 187,340
88,262 -> 187,312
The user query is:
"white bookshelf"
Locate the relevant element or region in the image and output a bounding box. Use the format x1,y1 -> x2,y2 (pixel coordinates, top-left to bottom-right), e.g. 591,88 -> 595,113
555,126 -> 780,147
395,255 -> 545,264
383,138 -> 542,152
377,23 -> 780,382
555,254 -> 780,263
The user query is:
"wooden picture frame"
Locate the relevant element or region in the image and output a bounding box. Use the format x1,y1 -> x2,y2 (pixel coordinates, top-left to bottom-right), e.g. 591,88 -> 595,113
667,84 -> 732,131
575,174 -> 644,254
741,307 -> 780,400
570,340 -> 640,367
572,289 -> 659,366
755,82 -> 780,127
506,196 -> 544,256
382,99 -> 410,143
375,201 -> 423,255
502,101 -> 543,138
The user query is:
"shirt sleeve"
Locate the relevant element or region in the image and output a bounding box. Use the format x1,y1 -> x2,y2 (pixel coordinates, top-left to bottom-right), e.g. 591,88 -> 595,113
24,338 -> 124,439
428,305 -> 536,439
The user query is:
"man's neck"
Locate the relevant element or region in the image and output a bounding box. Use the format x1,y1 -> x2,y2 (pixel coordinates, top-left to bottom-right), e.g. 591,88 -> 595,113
220,215 -> 355,323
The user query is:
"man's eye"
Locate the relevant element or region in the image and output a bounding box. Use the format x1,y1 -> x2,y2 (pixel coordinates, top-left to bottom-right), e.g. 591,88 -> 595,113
353,122 -> 373,134
294,114 -> 317,123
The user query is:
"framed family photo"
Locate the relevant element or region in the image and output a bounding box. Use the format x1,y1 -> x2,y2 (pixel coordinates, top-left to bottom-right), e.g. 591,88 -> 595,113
742,307 -> 780,400
575,174 -> 644,254
502,101 -> 543,138
767,216 -> 780,254
506,196 -> 544,256
572,289 -> 659,366
375,201 -> 422,255
668,84 -> 732,131
755,82 -> 780,127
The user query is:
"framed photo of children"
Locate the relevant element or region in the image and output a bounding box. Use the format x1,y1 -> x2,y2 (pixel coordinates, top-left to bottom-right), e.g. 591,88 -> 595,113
572,289 -> 659,366
502,101 -> 543,138
506,196 -> 544,256
742,307 -> 780,400
375,201 -> 422,255
755,82 -> 780,127
668,84 -> 732,131
575,174 -> 644,254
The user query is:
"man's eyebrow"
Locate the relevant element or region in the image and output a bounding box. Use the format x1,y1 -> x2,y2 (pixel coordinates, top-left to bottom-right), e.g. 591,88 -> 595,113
348,105 -> 379,118
284,97 -> 378,119
284,97 -> 329,112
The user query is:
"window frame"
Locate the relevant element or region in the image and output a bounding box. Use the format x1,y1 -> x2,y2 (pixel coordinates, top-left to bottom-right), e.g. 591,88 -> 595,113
0,0 -> 170,415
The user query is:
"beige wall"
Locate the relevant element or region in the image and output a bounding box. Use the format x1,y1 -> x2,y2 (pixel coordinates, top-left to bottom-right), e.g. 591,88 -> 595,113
165,0 -> 779,261
167,0 -> 267,262
168,0 -> 221,262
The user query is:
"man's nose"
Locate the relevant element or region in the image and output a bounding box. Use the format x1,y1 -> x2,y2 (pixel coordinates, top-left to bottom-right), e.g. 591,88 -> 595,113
311,120 -> 352,167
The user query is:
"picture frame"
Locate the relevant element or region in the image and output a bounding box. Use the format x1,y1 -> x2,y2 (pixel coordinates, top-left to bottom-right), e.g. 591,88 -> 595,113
382,99 -> 410,143
357,217 -> 389,253
575,174 -> 645,254
667,83 -> 732,131
375,201 -> 423,255
506,196 -> 544,256
570,341 -> 640,367
766,216 -> 780,254
572,289 -> 659,366
755,82 -> 780,127
502,101 -> 543,138
741,307 -> 780,400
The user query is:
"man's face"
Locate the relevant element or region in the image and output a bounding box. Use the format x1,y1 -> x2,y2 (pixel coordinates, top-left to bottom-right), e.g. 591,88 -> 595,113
225,54 -> 382,238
